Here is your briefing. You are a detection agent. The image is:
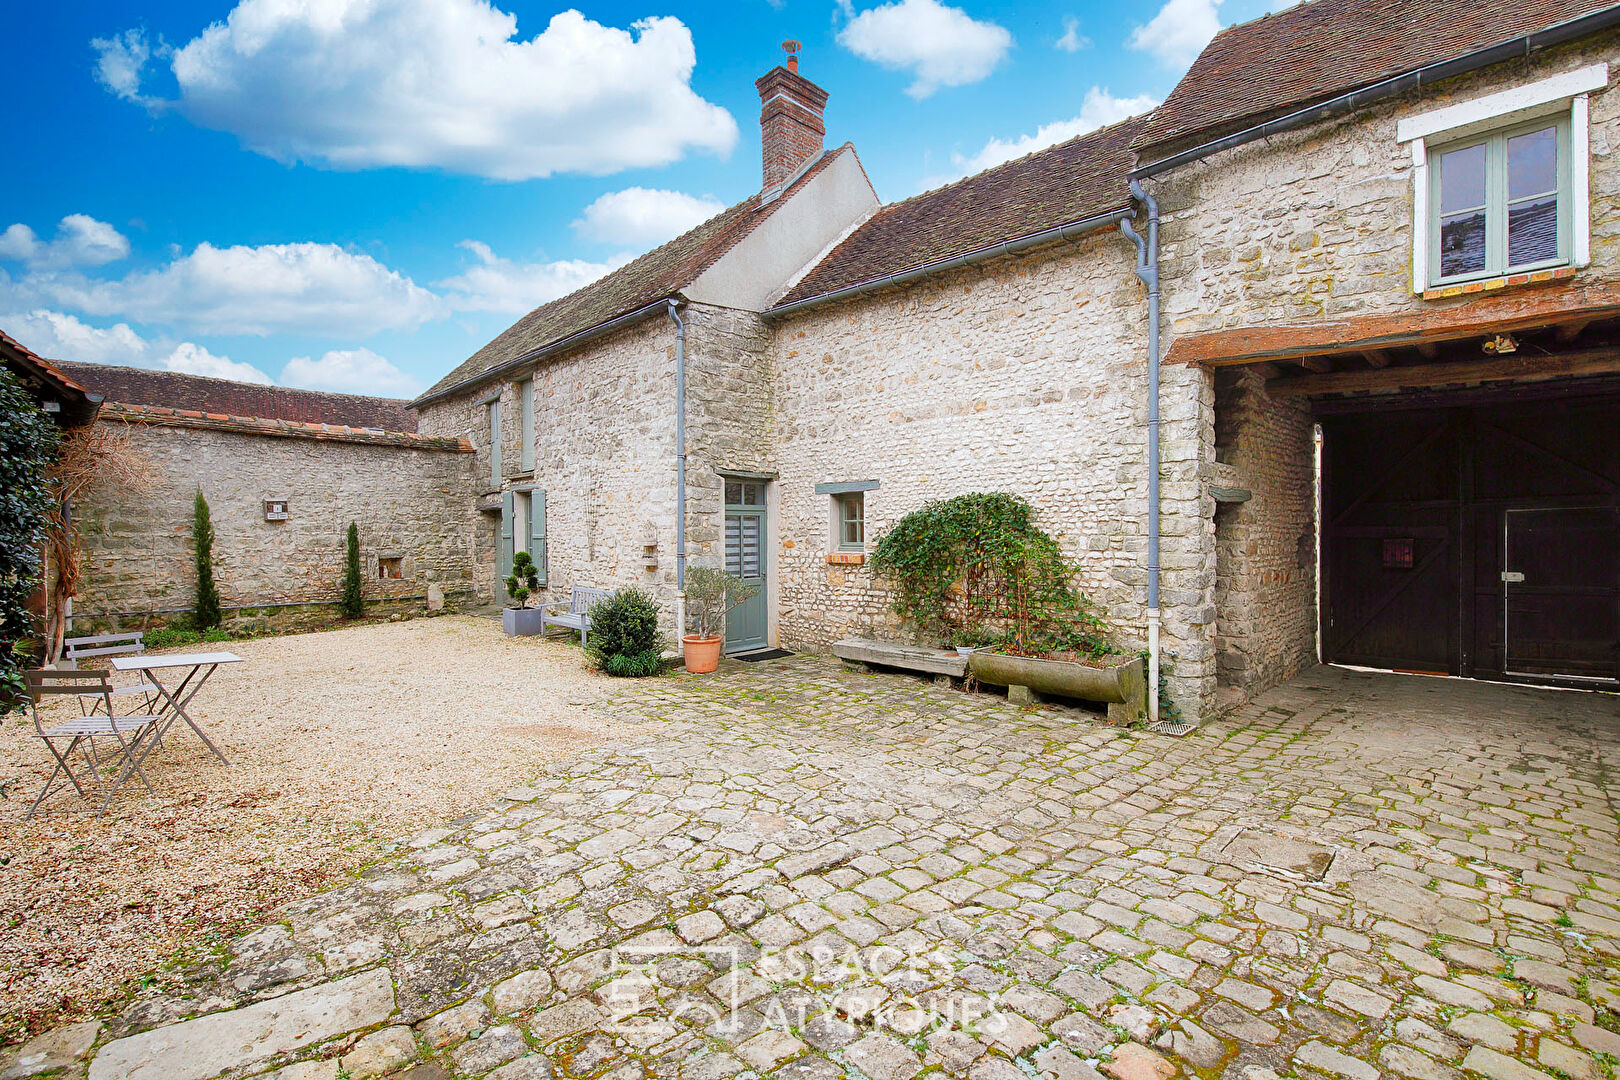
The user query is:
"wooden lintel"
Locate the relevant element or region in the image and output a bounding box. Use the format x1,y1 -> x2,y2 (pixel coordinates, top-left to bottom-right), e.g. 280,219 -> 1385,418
1556,320 -> 1591,343
1361,350 -> 1391,368
1267,347 -> 1620,398
1166,278 -> 1620,367
1295,356 -> 1333,373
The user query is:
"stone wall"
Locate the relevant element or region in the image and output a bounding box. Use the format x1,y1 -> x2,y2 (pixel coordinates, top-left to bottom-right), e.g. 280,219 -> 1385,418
417,316 -> 687,628
1147,31 -> 1620,705
72,421 -> 478,633
1211,368 -> 1318,696
767,232 -> 1216,717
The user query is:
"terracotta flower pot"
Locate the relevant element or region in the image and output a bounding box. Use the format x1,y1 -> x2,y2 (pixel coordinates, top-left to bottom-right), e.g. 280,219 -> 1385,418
682,634 -> 723,673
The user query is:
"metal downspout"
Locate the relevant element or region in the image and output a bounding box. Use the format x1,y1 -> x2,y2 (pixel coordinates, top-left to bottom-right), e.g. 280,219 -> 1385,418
1121,179 -> 1162,724
668,301 -> 688,641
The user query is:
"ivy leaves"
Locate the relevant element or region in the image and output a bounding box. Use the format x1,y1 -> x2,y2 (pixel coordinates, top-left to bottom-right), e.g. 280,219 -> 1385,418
869,492 -> 1110,657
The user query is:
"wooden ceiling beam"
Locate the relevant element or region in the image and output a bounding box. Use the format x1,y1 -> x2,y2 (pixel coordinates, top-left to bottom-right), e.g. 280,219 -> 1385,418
1266,347 -> 1620,398
1361,350 -> 1391,368
1295,356 -> 1333,373
1555,319 -> 1592,343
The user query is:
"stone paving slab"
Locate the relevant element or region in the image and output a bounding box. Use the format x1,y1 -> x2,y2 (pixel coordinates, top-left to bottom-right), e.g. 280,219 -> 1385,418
10,660 -> 1620,1080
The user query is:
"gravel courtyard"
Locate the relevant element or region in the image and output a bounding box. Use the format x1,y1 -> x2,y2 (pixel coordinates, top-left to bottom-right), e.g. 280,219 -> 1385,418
0,616 -> 641,1043
5,654 -> 1620,1080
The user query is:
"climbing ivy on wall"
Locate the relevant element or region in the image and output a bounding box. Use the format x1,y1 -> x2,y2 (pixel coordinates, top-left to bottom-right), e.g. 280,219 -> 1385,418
0,369 -> 61,709
870,492 -> 1113,658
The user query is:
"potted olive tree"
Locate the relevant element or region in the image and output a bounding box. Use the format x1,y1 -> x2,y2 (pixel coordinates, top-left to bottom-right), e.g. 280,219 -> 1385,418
681,566 -> 758,673
503,551 -> 544,636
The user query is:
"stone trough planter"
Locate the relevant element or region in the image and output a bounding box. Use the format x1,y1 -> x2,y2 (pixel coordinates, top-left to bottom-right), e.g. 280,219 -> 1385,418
969,651 -> 1145,724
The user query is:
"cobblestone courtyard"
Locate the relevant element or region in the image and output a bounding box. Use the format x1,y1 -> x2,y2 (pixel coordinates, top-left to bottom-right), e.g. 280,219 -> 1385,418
9,657 -> 1620,1080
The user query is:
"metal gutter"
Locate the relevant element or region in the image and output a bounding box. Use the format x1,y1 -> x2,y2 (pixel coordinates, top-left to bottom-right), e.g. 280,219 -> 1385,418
764,207 -> 1135,318
412,299 -> 674,409
1120,182 -> 1162,726
1133,3 -> 1620,179
668,300 -> 689,640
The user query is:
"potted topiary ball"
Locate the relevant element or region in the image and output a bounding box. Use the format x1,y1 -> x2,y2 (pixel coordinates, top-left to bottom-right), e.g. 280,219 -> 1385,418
503,551 -> 544,636
680,566 -> 758,673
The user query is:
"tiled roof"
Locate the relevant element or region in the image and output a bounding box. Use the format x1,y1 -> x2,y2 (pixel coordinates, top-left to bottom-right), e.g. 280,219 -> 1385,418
1134,0 -> 1617,162
0,327 -> 100,422
774,116 -> 1147,310
102,402 -> 471,452
418,146 -> 853,403
59,362 -> 418,432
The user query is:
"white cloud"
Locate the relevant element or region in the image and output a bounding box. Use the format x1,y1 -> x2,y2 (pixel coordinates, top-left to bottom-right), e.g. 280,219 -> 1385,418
572,188 -> 726,248
1129,0 -> 1223,69
948,87 -> 1160,177
838,0 -> 1012,99
162,341 -> 273,383
94,0 -> 738,180
1055,15 -> 1089,52
0,215 -> 131,269
6,241 -> 443,337
0,309 -> 149,365
437,241 -> 631,315
91,28 -> 162,103
281,347 -> 420,396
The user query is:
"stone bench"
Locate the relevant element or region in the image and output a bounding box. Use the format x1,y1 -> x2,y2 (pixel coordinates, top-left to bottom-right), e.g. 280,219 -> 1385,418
831,638 -> 967,684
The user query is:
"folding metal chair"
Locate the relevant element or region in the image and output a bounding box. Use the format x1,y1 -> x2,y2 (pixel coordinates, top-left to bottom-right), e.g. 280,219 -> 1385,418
23,669 -> 163,818
62,632 -> 158,716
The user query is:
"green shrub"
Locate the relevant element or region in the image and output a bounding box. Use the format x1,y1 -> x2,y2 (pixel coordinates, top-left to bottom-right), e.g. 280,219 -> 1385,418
0,370 -> 60,710
602,649 -> 664,678
586,588 -> 662,676
193,490 -> 222,630
340,522 -> 364,619
505,550 -> 539,608
870,492 -> 1114,658
146,626 -> 202,649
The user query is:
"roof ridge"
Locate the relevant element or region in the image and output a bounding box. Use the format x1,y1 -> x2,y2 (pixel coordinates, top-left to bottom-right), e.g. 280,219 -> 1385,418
103,401 -> 469,451
888,113 -> 1153,210
56,360 -> 410,406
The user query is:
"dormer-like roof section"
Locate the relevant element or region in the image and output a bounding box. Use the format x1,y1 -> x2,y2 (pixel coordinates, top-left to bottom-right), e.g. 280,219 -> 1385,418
1134,0 -> 1619,166
416,145 -> 855,406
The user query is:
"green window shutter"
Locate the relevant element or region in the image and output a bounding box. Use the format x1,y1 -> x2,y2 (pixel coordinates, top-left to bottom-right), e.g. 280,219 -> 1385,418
499,491 -> 515,581
531,489 -> 547,585
489,400 -> 502,487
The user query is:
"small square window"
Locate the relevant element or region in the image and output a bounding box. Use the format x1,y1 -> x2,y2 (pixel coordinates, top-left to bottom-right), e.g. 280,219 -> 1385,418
836,493 -> 864,551
378,557 -> 403,579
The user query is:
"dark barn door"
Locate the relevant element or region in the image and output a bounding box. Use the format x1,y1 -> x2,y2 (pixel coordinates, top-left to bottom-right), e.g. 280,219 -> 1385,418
1322,391 -> 1620,684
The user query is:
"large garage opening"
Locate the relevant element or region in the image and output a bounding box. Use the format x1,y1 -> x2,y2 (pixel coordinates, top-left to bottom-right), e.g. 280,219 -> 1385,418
1318,383 -> 1619,684
1208,309 -> 1620,698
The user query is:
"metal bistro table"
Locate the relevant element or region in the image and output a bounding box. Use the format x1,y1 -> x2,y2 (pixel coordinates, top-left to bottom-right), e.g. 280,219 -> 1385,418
111,651 -> 242,766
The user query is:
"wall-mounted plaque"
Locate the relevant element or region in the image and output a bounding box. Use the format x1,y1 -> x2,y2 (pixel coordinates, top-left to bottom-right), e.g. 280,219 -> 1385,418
263,499 -> 289,521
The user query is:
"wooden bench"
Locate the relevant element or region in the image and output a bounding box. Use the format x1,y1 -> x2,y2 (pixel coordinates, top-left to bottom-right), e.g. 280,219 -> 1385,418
542,586 -> 614,648
832,638 -> 967,683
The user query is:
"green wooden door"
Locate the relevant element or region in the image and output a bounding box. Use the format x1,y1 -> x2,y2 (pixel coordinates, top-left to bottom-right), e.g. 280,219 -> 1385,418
724,481 -> 768,654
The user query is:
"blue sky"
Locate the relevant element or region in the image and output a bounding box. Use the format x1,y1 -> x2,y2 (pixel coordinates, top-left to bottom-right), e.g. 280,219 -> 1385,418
0,0 -> 1281,399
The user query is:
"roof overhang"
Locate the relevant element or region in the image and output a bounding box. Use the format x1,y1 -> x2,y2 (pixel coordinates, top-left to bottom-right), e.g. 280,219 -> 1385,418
0,330 -> 102,425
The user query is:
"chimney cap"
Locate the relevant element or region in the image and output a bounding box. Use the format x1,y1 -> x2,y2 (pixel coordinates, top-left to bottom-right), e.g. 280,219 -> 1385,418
782,39 -> 802,54
782,39 -> 801,73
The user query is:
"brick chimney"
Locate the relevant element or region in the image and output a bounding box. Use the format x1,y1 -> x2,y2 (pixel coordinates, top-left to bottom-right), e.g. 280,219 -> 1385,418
755,41 -> 828,192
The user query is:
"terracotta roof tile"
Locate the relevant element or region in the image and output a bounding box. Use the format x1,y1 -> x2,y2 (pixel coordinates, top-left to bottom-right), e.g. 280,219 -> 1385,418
775,116 -> 1147,309
102,402 -> 471,452
1135,0 -> 1617,161
58,362 -> 418,432
419,146 -> 854,402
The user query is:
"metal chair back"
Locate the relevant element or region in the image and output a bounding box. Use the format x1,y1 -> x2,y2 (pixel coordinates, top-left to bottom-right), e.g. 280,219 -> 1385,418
63,632 -> 146,664
25,669 -> 116,732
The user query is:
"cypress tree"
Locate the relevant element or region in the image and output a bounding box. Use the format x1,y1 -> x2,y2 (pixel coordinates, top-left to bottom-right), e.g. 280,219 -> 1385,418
340,522 -> 364,618
192,489 -> 222,630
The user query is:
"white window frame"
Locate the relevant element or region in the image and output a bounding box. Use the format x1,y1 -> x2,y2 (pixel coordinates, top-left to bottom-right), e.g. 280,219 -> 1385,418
1399,62 -> 1606,293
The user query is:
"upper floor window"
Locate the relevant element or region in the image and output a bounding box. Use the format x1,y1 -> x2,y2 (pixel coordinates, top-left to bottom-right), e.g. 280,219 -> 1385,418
1431,117 -> 1568,285
1399,62 -> 1606,295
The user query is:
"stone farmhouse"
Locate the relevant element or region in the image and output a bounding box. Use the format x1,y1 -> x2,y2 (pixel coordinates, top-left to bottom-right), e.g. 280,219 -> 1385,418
406,0 -> 1620,723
